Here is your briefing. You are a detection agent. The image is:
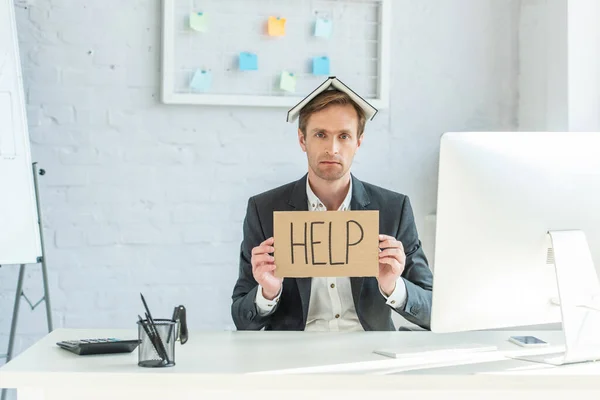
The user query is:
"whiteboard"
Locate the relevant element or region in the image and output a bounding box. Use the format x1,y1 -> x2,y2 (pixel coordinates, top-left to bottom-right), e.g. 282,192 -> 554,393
0,0 -> 42,265
161,0 -> 391,108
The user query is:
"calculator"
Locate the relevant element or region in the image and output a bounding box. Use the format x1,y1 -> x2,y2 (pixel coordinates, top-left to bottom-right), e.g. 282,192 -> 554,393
56,338 -> 140,355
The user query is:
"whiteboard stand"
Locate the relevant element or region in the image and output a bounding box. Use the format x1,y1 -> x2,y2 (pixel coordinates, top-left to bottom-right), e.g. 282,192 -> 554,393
1,163 -> 53,400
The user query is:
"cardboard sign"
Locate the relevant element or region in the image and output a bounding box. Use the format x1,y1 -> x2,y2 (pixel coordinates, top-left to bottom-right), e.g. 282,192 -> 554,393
273,211 -> 379,278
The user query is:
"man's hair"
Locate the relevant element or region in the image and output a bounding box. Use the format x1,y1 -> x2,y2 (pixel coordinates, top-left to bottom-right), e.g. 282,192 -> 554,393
298,90 -> 366,139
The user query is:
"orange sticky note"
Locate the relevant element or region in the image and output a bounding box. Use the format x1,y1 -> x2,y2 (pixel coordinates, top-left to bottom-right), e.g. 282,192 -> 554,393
268,16 -> 286,36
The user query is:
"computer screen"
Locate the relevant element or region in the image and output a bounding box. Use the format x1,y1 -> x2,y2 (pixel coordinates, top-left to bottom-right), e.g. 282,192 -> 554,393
431,131 -> 600,333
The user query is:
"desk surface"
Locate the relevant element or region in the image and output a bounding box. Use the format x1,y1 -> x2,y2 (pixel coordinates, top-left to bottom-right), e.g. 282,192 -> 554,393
1,329 -> 599,393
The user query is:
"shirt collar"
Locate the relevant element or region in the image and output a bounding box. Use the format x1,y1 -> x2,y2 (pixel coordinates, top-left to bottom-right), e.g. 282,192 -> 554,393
306,178 -> 352,211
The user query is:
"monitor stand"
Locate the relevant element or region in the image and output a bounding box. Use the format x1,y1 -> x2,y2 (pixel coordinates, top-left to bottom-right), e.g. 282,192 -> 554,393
511,230 -> 600,366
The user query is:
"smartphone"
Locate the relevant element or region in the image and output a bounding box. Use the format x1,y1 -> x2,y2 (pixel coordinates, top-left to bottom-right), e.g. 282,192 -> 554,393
508,335 -> 548,347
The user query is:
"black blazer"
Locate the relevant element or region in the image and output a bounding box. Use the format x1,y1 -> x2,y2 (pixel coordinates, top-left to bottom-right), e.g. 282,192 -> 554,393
231,174 -> 433,331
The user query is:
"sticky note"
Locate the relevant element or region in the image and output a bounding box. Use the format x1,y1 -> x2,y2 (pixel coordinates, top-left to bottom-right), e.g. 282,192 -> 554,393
190,12 -> 208,32
313,57 -> 330,76
190,69 -> 212,92
239,52 -> 258,71
268,16 -> 286,37
280,71 -> 297,93
314,18 -> 333,38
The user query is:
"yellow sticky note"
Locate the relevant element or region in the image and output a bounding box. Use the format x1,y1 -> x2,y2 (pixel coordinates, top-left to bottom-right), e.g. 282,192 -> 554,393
190,12 -> 208,32
280,71 -> 297,93
268,16 -> 286,37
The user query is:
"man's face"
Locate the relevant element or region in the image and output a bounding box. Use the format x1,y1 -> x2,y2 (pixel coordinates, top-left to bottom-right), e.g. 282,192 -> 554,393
298,104 -> 363,182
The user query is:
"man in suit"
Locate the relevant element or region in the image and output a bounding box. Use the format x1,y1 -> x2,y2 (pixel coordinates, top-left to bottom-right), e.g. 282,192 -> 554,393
231,86 -> 433,331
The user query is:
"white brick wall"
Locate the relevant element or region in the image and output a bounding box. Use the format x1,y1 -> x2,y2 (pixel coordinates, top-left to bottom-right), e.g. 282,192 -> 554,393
1,1 -> 519,387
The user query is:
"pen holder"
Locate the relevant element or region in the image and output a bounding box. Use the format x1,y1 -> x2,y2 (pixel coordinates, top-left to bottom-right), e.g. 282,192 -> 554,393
137,319 -> 178,368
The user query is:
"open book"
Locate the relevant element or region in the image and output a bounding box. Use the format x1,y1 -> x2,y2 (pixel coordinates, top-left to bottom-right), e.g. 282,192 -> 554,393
286,76 -> 378,123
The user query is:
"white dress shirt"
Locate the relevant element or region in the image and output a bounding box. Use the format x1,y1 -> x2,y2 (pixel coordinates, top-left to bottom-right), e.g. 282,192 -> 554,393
255,178 -> 408,331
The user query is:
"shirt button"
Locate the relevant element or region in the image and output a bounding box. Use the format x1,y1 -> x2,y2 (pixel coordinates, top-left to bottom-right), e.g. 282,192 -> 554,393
330,283 -> 335,289
335,314 -> 340,319
390,300 -> 396,305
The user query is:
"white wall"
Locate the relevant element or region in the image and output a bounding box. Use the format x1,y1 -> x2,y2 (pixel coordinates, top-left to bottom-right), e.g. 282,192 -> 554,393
519,0 -> 600,131
518,0 -> 568,131
566,0 -> 600,131
0,0 -> 519,364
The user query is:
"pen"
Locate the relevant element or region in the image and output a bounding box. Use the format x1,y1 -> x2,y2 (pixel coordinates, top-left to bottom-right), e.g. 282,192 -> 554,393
167,306 -> 178,344
140,293 -> 170,364
138,314 -> 164,363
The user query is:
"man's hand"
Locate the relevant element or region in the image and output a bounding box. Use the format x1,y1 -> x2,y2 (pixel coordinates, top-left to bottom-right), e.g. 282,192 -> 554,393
251,237 -> 282,300
377,234 -> 406,296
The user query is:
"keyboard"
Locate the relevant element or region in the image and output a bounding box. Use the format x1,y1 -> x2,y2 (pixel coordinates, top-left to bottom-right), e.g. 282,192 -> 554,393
514,353 -> 566,365
56,338 -> 140,355
374,343 -> 498,359
513,352 -> 600,366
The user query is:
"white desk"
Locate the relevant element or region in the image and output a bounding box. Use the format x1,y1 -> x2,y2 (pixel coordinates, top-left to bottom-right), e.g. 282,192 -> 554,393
1,329 -> 599,400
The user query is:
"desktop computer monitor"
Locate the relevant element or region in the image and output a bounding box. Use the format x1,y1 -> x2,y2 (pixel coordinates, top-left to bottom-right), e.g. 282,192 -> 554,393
430,132 -> 600,358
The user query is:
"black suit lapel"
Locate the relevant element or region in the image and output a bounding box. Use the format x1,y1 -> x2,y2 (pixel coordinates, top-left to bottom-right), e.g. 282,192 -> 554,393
296,277 -> 312,327
350,276 -> 364,313
349,174 -> 371,210
287,174 -> 309,211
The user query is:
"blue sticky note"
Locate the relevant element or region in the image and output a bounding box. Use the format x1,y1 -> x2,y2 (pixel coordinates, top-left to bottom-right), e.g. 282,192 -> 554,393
190,69 -> 212,92
314,18 -> 333,38
239,52 -> 258,71
313,56 -> 330,76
